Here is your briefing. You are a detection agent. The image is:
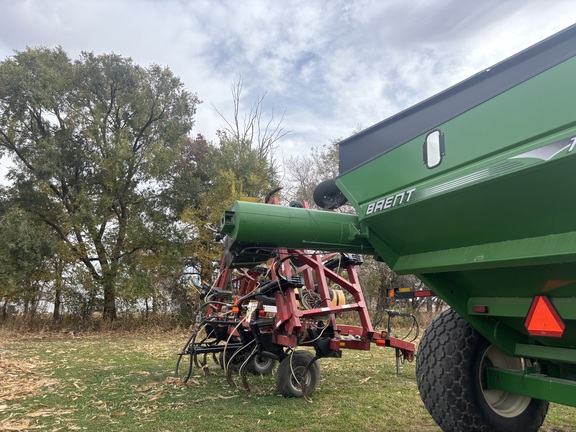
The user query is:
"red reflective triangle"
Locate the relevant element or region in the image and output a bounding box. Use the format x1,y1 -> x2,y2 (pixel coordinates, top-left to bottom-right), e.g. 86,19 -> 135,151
525,296 -> 565,338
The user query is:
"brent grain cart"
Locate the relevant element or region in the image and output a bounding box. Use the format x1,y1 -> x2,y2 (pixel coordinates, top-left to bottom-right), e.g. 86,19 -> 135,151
220,24 -> 576,432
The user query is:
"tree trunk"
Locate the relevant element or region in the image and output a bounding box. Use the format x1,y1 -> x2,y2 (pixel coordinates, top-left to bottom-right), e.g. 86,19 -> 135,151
53,288 -> 61,321
151,294 -> 158,314
102,279 -> 117,321
426,297 -> 433,313
53,259 -> 63,321
30,295 -> 38,318
172,285 -> 193,325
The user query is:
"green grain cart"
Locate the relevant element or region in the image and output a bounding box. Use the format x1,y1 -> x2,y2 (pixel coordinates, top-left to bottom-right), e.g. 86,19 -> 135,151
221,24 -> 576,432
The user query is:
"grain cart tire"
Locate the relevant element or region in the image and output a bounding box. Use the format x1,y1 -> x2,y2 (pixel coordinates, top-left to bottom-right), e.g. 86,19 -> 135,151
247,354 -> 276,375
276,350 -> 320,398
416,309 -> 549,432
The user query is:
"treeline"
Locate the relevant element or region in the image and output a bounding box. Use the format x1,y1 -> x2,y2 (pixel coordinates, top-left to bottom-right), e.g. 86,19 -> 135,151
0,47 -> 435,328
0,47 -> 284,325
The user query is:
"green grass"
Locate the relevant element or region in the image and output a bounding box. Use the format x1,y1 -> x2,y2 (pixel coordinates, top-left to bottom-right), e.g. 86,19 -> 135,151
2,332 -> 576,431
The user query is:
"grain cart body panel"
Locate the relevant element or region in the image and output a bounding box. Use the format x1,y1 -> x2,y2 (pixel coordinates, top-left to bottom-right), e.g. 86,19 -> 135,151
335,25 -> 576,360
222,24 -> 576,413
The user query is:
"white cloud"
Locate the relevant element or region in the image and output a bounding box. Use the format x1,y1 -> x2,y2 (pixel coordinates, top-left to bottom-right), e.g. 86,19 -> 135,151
0,0 -> 575,166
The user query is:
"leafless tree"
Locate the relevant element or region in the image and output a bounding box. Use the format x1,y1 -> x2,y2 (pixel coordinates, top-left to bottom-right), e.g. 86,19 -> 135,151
212,77 -> 291,166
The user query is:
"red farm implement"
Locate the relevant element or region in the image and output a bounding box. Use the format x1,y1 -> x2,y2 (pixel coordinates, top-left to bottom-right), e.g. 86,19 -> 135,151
175,199 -> 417,398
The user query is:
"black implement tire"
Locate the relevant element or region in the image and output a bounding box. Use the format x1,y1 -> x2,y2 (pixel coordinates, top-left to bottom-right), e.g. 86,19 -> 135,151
313,178 -> 348,210
416,309 -> 548,432
247,354 -> 276,376
276,350 -> 320,398
219,348 -> 247,371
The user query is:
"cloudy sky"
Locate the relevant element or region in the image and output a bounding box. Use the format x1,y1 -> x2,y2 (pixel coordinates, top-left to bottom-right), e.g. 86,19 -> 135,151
1,0 -> 576,175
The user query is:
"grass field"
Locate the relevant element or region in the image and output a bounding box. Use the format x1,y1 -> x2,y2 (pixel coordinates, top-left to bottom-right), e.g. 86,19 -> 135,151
2,331 -> 576,431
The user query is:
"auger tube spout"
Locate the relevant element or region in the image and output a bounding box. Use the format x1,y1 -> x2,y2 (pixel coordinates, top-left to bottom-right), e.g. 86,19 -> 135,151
220,200 -> 375,256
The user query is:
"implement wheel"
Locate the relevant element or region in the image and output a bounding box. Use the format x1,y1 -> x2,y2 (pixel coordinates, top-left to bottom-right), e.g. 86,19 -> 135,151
247,354 -> 276,376
219,347 -> 247,372
276,350 -> 320,398
416,309 -> 548,432
313,178 -> 348,210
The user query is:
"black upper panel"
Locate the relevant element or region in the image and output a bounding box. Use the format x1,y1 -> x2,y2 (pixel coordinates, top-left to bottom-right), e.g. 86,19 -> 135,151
338,24 -> 576,175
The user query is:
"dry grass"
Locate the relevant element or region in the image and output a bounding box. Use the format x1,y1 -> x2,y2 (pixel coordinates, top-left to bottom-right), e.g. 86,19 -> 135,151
0,331 -> 433,431
1,327 -> 575,432
0,352 -> 61,431
0,313 -> 185,337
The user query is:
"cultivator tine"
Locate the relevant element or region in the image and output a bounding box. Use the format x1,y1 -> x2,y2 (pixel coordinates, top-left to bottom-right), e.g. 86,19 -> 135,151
174,352 -> 192,382
199,353 -> 212,375
301,357 -> 319,403
240,349 -> 257,393
241,366 -> 251,393
300,382 -> 311,403
174,354 -> 182,378
226,367 -> 237,388
185,354 -> 194,382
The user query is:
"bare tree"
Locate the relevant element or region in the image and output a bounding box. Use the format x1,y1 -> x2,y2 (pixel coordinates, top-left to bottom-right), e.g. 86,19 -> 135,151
212,77 -> 291,166
284,126 -> 364,207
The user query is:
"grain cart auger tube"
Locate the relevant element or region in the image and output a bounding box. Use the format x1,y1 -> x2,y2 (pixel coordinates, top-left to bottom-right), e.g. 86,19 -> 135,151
221,24 -> 576,432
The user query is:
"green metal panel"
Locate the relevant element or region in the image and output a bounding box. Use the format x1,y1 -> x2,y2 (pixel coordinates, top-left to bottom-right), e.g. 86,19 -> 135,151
394,231 -> 576,274
221,200 -> 375,254
515,344 -> 576,364
486,368 -> 576,407
468,297 -> 576,320
333,28 -> 576,362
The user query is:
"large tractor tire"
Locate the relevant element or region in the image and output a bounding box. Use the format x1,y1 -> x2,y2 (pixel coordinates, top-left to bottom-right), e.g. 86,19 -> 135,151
416,308 -> 549,432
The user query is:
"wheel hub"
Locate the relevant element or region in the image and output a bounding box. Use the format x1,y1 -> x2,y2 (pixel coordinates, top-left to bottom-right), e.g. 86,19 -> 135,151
480,345 -> 531,417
